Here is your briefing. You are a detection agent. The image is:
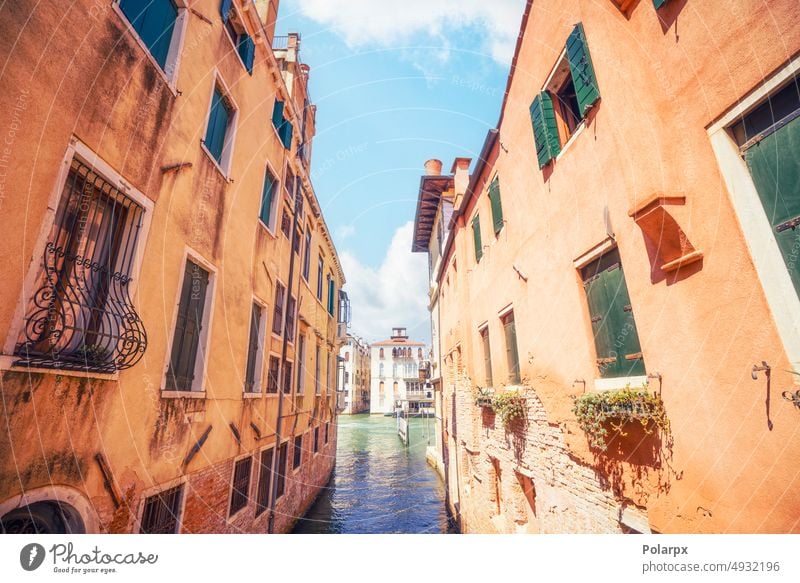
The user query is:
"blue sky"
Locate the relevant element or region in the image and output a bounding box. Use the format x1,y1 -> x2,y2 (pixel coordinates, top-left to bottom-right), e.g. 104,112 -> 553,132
275,0 -> 526,343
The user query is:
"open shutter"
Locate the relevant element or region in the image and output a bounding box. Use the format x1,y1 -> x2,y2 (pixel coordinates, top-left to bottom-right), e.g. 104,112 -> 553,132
272,99 -> 284,129
529,92 -> 561,168
566,23 -> 600,118
259,171 -> 275,225
583,272 -> 616,376
602,263 -> 646,377
220,0 -> 232,21
239,34 -> 255,74
653,0 -> 668,8
472,215 -> 483,262
489,177 -> 503,234
281,121 -> 294,149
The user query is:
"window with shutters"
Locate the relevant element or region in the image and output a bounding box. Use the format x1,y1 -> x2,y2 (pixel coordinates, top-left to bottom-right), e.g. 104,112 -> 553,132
219,0 -> 255,74
259,166 -> 279,231
325,422 -> 329,444
229,456 -> 252,517
530,23 -> 600,169
280,209 -> 291,238
315,344 -> 321,394
116,0 -> 186,84
267,355 -> 280,393
488,176 -> 504,235
472,214 -> 483,262
580,248 -> 646,379
316,255 -> 324,300
271,98 -> 294,150
165,259 -> 214,392
139,483 -> 184,534
313,427 -> 319,454
283,360 -> 293,394
272,282 -> 285,335
275,442 -> 288,499
202,80 -> 238,177
286,295 -> 296,340
480,326 -> 493,387
327,274 -> 335,316
296,334 -> 306,394
255,447 -> 273,517
13,155 -> 149,373
293,435 -> 303,470
302,230 -> 312,281
501,311 -> 521,384
244,302 -> 266,393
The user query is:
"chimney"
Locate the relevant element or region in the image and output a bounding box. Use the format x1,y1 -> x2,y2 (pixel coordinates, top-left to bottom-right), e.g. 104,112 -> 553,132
451,157 -> 471,199
424,159 -> 443,176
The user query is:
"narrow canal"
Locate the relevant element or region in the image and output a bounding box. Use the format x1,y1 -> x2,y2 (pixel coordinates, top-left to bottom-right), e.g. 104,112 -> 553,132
292,414 -> 454,533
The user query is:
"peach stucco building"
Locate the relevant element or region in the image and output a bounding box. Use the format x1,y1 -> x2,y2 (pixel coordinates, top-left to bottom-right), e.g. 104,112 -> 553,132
414,0 -> 800,533
0,0 -> 347,533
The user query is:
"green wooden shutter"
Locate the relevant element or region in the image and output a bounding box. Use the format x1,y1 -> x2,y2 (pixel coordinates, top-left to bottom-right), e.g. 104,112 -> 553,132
272,99 -> 284,129
166,261 -> 209,391
583,272 -> 615,376
489,177 -> 504,234
602,263 -> 645,377
281,121 -> 294,149
239,34 -> 255,74
503,316 -> 521,384
220,0 -> 232,20
566,23 -> 601,118
529,92 -> 561,168
653,0 -> 668,8
472,214 -> 483,262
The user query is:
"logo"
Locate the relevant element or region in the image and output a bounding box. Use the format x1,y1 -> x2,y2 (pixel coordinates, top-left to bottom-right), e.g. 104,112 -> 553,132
20,543 -> 46,571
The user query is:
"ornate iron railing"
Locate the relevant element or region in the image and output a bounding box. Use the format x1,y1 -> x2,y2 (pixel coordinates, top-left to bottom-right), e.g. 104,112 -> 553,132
14,158 -> 147,373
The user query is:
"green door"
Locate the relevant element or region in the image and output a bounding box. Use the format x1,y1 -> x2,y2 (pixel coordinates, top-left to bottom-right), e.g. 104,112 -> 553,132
744,113 -> 800,297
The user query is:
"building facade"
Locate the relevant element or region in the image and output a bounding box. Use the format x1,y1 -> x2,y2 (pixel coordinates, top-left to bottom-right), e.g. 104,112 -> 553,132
0,0 -> 347,534
369,328 -> 429,415
414,0 -> 800,533
339,335 -> 371,414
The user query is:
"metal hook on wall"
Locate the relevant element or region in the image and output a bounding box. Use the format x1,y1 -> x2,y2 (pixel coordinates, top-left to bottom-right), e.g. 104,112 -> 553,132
751,361 -> 771,380
782,389 -> 800,410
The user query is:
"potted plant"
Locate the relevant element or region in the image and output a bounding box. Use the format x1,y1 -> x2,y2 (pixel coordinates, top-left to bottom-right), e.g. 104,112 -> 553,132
491,389 -> 526,427
474,387 -> 494,407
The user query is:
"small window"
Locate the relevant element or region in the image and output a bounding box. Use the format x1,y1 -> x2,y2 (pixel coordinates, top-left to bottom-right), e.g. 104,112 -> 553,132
267,355 -> 280,393
324,422 -> 329,444
327,275 -> 335,316
275,442 -> 288,499
271,98 -> 293,150
316,255 -> 324,300
117,0 -> 183,79
501,311 -> 521,384
293,229 -> 301,256
272,282 -> 285,335
139,484 -> 183,534
229,456 -> 252,517
480,326 -> 493,387
488,177 -> 504,235
302,230 -> 312,281
379,348 -> 384,359
313,427 -> 319,453
286,295 -> 296,339
166,260 -> 213,391
244,302 -> 266,392
293,435 -> 303,469
326,353 -> 331,393
283,360 -> 293,394
220,0 -> 255,74
259,167 -> 279,230
296,334 -> 306,394
315,345 -> 322,395
472,214 -> 483,262
203,83 -> 237,175
255,447 -> 273,517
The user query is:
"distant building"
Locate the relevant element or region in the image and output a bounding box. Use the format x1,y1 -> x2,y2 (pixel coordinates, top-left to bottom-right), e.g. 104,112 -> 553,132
339,335 -> 371,414
369,328 -> 430,415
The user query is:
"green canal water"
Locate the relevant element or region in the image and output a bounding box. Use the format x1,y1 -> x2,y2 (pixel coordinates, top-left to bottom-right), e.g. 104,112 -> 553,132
292,414 -> 454,534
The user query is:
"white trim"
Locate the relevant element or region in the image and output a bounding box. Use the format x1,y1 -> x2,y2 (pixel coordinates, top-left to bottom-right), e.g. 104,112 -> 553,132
707,59 -> 800,370
593,375 -> 648,392
573,237 -> 617,270
200,71 -> 240,179
160,247 -> 218,394
542,47 -> 568,92
497,303 -> 514,319
0,484 -> 101,534
2,138 -> 154,362
111,0 -> 188,95
259,160 -> 281,234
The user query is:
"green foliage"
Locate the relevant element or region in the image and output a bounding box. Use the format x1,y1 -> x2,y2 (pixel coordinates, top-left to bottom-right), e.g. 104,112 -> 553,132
491,391 -> 526,426
572,385 -> 669,451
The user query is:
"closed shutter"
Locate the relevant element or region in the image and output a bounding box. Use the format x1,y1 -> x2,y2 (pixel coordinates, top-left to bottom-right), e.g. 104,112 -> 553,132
566,23 -> 601,118
275,443 -> 288,498
239,34 -> 255,74
272,99 -> 284,129
503,315 -> 521,384
166,261 -> 209,391
259,171 -> 275,225
472,215 -> 483,262
244,303 -> 261,392
280,121 -> 294,150
205,89 -> 230,162
220,0 -> 232,20
603,263 -> 645,377
489,177 -> 504,234
583,272 -> 615,374
120,0 -> 178,69
529,92 -> 561,168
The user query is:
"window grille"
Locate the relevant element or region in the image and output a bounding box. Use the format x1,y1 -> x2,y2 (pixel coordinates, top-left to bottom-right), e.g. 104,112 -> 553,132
229,457 -> 252,516
255,448 -> 273,516
140,484 -> 183,534
15,159 -> 147,373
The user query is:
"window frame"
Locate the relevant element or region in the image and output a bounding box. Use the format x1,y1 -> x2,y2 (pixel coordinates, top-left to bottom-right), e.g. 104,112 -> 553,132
258,162 -> 281,233
266,353 -> 281,394
292,434 -> 303,471
479,324 -> 493,388
243,299 -> 267,394
227,454 -> 253,519
220,0 -> 255,75
254,445 -> 274,517
112,0 -> 188,92
200,73 -> 239,179
296,333 -> 306,394
500,309 -> 521,385
137,479 -> 186,534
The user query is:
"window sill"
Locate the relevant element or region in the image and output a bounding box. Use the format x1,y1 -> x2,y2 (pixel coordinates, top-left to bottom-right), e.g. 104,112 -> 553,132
243,391 -> 263,399
111,3 -> 180,97
0,356 -> 119,381
200,142 -> 232,181
554,120 -> 587,164
593,375 -> 648,392
258,219 -> 278,238
161,390 -> 207,399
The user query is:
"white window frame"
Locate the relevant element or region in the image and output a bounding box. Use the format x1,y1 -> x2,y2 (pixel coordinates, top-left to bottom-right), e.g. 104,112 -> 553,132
161,247 -> 218,396
200,71 -> 239,180
244,297 -> 268,396
135,476 -> 188,534
1,137 -> 154,377
111,0 -> 189,94
708,55 -> 800,373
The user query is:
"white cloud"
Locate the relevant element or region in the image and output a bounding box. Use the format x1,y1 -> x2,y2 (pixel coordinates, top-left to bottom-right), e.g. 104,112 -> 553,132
341,222 -> 430,344
293,0 -> 525,65
336,224 -> 356,240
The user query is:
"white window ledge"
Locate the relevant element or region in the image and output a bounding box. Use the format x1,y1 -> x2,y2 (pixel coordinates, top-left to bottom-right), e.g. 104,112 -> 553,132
161,390 -> 207,399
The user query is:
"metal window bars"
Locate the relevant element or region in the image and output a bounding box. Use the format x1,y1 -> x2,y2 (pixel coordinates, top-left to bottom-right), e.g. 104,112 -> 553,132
14,158 -> 147,373
140,484 -> 183,534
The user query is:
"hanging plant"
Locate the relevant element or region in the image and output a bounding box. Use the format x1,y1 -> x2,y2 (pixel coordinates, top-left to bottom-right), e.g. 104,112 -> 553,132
491,390 -> 526,426
474,387 -> 494,407
572,385 -> 669,451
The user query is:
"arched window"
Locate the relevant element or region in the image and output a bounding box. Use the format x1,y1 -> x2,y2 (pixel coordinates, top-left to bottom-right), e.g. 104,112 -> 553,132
379,348 -> 384,359
418,348 -> 423,359
344,351 -> 350,362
